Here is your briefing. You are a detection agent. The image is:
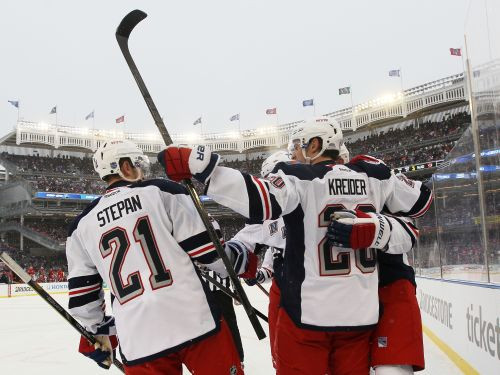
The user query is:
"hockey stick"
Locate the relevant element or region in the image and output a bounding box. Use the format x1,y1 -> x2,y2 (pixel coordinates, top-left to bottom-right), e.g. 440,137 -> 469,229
0,252 -> 125,373
115,9 -> 266,340
201,273 -> 268,323
256,283 -> 270,297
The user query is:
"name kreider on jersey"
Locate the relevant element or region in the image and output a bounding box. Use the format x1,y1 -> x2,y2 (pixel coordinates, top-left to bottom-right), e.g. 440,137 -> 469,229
328,178 -> 367,196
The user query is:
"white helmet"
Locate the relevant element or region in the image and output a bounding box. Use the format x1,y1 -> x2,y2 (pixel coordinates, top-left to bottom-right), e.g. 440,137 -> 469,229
289,117 -> 343,161
93,139 -> 150,181
339,144 -> 350,163
261,150 -> 291,177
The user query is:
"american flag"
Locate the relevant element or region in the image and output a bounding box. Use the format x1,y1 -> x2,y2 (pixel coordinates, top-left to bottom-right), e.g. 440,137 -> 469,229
230,114 -> 239,122
449,48 -> 461,56
266,108 -> 277,115
116,115 -> 125,124
193,117 -> 202,125
389,70 -> 400,77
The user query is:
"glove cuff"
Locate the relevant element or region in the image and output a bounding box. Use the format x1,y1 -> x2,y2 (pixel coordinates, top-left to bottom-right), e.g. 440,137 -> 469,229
366,213 -> 391,249
193,153 -> 220,184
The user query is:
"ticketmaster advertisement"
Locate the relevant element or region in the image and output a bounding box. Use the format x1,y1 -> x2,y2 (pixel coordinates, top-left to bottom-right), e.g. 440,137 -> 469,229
417,277 -> 500,374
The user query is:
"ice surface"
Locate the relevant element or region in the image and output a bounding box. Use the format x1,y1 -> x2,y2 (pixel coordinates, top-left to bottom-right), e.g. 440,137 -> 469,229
0,285 -> 461,374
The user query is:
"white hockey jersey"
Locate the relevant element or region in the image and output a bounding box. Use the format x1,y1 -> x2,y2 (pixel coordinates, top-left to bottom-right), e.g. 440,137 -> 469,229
232,218 -> 286,284
66,179 -> 227,365
206,155 -> 432,330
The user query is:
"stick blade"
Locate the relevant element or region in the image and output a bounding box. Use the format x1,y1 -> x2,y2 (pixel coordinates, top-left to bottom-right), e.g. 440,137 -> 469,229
116,9 -> 147,39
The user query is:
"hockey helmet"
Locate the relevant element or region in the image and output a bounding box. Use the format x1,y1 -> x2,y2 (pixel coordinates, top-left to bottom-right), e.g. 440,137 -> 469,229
261,150 -> 291,178
93,139 -> 150,181
289,117 -> 343,161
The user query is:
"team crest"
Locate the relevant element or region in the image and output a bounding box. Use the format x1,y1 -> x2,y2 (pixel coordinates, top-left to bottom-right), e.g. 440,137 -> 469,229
269,221 -> 278,235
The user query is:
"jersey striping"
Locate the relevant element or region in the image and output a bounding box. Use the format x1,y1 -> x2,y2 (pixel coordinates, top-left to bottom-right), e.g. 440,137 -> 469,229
66,179 -> 224,365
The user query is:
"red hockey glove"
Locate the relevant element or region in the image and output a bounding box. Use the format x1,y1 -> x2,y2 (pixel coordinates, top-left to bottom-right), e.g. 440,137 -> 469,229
327,210 -> 391,250
157,145 -> 220,183
239,251 -> 258,279
79,335 -> 118,370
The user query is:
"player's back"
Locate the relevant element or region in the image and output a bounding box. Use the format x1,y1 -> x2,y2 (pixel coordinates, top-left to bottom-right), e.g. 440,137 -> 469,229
274,161 -> 383,330
67,179 -> 219,365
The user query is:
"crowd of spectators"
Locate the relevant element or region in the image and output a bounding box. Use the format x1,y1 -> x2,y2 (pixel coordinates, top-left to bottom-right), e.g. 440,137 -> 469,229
0,111 -> 479,281
0,244 -> 67,284
346,112 -> 470,168
0,153 -> 95,175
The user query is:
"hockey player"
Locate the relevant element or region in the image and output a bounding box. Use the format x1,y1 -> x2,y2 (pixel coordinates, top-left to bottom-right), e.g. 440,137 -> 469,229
233,150 -> 291,368
158,116 -> 432,375
66,140 -> 252,374
328,201 -> 426,374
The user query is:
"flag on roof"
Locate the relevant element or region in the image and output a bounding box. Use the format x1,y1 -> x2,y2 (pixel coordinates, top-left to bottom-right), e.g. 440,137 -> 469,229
49,106 -> 57,114
8,100 -> 19,108
116,115 -> 125,124
449,48 -> 461,56
193,117 -> 202,125
85,111 -> 94,120
389,69 -> 400,77
338,87 -> 351,95
230,113 -> 239,121
266,107 -> 277,115
302,99 -> 314,107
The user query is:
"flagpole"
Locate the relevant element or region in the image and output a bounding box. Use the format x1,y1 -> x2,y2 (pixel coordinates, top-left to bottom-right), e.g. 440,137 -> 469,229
17,100 -> 20,122
238,116 -> 241,134
313,99 -> 316,116
399,69 -> 407,118
349,86 -> 356,131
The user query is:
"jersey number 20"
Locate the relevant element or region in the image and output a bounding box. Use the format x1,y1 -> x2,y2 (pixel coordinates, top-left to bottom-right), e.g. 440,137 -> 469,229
318,204 -> 377,276
99,216 -> 173,304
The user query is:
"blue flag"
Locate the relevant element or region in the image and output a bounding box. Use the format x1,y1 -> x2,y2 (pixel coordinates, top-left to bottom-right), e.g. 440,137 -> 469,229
8,100 -> 19,108
85,111 -> 94,120
230,114 -> 239,121
193,117 -> 202,125
302,99 -> 314,107
50,106 -> 57,114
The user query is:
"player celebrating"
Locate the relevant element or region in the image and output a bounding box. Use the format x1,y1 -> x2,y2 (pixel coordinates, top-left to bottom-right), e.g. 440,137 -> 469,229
232,150 -> 291,368
328,204 -> 426,374
158,116 -> 432,375
66,140 -> 251,374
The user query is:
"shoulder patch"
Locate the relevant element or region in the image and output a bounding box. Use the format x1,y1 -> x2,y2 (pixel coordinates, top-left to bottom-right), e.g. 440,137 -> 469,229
346,156 -> 391,180
131,178 -> 188,195
68,197 -> 102,237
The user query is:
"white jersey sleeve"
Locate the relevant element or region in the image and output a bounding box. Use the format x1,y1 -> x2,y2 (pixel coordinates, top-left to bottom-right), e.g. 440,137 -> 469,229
231,218 -> 286,251
66,230 -> 113,335
261,247 -> 275,274
384,215 -> 419,255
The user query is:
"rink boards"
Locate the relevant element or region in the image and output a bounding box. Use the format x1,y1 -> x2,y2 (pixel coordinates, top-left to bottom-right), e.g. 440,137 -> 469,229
2,279 -> 497,373
416,276 -> 500,375
0,282 -> 69,297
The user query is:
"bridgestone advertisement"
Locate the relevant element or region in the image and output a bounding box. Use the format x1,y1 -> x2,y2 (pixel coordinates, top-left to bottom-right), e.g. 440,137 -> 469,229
417,277 -> 500,375
0,282 -> 68,298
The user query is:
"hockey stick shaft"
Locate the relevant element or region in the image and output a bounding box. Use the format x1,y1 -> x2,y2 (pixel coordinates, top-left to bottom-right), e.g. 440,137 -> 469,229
116,9 -> 266,340
256,283 -> 270,297
201,273 -> 268,322
0,252 -> 125,373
